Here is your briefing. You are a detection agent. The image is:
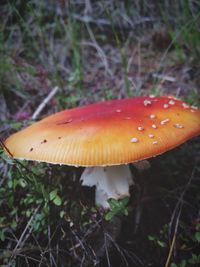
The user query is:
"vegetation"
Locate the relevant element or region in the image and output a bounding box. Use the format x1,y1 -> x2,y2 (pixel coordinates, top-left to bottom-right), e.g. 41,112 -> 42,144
0,1 -> 200,266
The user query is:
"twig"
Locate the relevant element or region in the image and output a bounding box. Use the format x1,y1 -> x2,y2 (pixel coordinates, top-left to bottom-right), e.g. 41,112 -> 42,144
105,232 -> 129,266
104,233 -> 111,267
7,205 -> 41,266
0,246 -> 44,261
31,86 -> 59,120
16,206 -> 40,249
164,207 -> 181,267
165,165 -> 197,267
152,73 -> 176,82
0,138 -> 13,157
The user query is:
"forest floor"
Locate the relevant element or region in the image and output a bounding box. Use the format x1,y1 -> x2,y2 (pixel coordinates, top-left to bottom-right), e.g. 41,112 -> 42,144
0,1 -> 200,267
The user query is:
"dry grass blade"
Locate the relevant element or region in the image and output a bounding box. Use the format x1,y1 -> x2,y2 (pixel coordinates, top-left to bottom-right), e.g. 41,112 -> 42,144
165,165 -> 197,267
7,205 -> 41,266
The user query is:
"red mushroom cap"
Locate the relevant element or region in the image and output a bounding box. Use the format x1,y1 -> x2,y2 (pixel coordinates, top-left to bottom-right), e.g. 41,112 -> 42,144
4,96 -> 200,166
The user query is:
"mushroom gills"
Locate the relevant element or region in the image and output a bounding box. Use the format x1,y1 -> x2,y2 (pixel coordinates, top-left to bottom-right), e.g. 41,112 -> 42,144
80,165 -> 134,209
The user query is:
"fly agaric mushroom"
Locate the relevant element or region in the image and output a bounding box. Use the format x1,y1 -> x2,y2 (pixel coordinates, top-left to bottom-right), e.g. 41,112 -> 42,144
3,96 -> 200,208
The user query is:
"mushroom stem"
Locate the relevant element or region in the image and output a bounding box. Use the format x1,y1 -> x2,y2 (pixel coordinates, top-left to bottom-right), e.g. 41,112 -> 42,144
80,165 -> 134,209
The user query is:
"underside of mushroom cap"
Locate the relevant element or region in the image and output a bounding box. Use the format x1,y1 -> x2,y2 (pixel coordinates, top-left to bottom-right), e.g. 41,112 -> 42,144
4,96 -> 200,166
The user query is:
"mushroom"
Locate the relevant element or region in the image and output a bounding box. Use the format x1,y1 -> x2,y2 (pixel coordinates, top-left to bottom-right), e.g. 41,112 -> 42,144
3,96 -> 200,208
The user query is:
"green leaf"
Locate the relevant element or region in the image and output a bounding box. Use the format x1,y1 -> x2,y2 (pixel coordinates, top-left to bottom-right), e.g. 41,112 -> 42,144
11,220 -> 17,229
53,195 -> 62,206
49,190 -> 58,201
0,230 -> 5,242
180,260 -> 187,267
105,197 -> 129,220
148,235 -> 156,241
19,178 -> 27,188
194,232 -> 200,242
108,199 -> 118,209
49,190 -> 62,206
157,240 -> 166,247
123,208 -> 129,216
121,197 -> 129,206
11,122 -> 22,130
59,210 -> 65,218
105,211 -> 115,221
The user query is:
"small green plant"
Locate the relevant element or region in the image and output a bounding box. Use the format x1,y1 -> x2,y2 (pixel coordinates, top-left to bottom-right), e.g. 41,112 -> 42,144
148,235 -> 167,248
105,197 -> 129,221
0,148 -> 64,265
148,219 -> 200,267
170,260 -> 187,267
170,254 -> 200,267
148,224 -> 168,248
188,254 -> 200,265
193,223 -> 200,243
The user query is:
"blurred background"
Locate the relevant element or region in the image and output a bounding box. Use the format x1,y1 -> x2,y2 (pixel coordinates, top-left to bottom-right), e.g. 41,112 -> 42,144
0,1 -> 200,266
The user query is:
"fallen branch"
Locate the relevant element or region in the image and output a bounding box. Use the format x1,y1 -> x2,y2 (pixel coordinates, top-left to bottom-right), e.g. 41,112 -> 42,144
32,86 -> 59,120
